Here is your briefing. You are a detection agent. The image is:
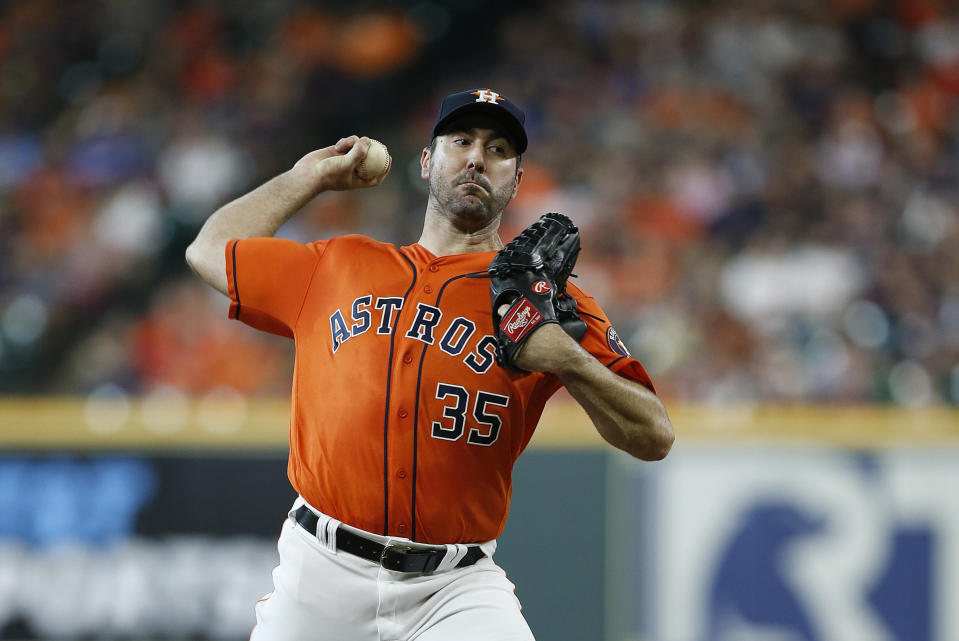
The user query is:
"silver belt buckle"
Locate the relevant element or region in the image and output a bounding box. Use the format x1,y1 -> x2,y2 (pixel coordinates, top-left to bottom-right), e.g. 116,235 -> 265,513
380,542 -> 415,565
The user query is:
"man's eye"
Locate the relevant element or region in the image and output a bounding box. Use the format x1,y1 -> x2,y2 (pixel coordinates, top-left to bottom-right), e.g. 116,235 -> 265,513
489,145 -> 505,154
454,138 -> 469,145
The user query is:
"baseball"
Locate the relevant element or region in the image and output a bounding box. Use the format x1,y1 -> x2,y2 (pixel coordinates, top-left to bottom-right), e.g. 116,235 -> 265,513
357,139 -> 391,180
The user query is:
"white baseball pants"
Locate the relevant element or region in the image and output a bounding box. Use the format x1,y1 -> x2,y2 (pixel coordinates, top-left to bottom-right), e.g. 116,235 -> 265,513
249,499 -> 535,641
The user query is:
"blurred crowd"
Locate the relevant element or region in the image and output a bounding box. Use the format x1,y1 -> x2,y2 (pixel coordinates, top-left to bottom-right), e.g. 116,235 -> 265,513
1,0 -> 957,406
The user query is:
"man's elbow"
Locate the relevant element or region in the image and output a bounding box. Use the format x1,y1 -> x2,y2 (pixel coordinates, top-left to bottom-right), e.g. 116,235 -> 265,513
184,240 -> 229,295
626,417 -> 674,461
185,239 -> 214,277
184,241 -> 199,272
644,426 -> 675,461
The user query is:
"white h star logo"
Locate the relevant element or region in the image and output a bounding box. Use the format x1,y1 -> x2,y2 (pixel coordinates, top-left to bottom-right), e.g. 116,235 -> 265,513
472,89 -> 502,104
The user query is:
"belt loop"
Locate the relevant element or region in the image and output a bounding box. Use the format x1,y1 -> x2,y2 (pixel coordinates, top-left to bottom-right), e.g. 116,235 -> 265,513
299,498 -> 340,553
324,517 -> 339,553
435,543 -> 468,572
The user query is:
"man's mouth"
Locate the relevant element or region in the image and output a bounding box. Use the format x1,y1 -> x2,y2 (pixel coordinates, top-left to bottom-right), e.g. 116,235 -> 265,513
458,180 -> 488,192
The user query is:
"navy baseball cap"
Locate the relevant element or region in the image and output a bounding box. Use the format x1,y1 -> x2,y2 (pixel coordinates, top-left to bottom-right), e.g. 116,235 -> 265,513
431,88 -> 528,154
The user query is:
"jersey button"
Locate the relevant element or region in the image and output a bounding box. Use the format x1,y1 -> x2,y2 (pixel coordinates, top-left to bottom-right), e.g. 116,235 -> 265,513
429,265 -> 439,273
397,468 -> 407,479
402,354 -> 413,364
424,285 -> 433,294
398,408 -> 408,418
397,523 -> 407,534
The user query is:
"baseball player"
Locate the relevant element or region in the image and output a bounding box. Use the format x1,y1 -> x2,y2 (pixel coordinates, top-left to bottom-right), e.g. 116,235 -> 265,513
185,88 -> 673,640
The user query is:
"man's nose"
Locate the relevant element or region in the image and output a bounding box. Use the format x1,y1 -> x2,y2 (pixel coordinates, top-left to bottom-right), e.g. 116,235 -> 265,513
465,144 -> 486,172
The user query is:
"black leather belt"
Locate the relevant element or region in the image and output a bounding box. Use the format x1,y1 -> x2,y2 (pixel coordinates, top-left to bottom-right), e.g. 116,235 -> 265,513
293,505 -> 486,573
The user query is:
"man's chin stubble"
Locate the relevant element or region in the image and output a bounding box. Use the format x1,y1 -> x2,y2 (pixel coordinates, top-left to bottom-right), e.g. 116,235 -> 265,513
447,198 -> 506,234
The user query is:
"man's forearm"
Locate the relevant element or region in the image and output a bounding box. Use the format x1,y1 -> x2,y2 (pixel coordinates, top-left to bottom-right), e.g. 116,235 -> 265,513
185,166 -> 321,295
555,346 -> 674,460
205,167 -> 322,240
519,324 -> 674,460
185,137 -> 380,296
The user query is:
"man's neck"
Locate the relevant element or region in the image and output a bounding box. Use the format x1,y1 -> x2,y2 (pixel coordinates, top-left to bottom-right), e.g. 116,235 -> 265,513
416,207 -> 504,257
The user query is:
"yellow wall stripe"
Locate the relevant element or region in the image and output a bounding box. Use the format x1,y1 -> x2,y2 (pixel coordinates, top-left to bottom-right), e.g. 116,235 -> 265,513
1,397 -> 957,450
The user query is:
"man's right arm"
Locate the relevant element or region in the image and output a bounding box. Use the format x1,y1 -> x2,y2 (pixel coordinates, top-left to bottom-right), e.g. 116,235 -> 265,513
185,136 -> 384,295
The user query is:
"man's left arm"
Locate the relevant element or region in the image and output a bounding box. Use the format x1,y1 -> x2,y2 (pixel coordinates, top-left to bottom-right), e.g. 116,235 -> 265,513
517,324 -> 674,461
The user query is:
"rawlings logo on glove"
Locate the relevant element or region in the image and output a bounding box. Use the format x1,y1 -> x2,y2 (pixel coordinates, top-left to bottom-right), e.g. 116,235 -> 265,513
502,299 -> 543,341
489,212 -> 587,371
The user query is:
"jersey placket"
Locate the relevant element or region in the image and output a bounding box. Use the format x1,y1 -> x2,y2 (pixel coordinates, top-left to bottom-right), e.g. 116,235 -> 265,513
384,265 -> 440,540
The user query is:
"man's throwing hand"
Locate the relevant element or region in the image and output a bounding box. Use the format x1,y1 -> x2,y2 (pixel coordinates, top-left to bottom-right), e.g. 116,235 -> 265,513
293,136 -> 391,192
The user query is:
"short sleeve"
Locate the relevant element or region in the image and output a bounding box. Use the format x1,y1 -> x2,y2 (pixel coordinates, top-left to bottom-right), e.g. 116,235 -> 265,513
226,237 -> 325,338
569,284 -> 656,393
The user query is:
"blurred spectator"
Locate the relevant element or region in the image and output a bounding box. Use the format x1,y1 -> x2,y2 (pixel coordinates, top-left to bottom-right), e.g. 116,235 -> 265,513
0,0 -> 956,407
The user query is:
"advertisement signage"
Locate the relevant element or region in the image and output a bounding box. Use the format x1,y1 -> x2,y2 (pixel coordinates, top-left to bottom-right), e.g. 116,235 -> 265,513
643,448 -> 957,641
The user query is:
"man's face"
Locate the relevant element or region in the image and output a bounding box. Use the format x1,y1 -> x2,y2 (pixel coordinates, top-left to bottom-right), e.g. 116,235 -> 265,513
420,116 -> 523,231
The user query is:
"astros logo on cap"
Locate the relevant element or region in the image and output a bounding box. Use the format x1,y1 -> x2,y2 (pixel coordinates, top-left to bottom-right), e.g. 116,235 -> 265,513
472,89 -> 503,104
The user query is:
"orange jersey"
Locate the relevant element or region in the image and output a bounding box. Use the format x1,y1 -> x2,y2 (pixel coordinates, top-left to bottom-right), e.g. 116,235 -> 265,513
226,235 -> 654,543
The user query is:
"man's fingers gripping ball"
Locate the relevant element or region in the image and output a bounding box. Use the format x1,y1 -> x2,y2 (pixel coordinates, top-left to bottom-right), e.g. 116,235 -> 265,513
334,136 -> 358,153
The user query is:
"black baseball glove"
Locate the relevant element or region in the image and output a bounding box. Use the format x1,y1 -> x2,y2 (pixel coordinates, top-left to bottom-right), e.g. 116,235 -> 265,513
489,212 -> 588,371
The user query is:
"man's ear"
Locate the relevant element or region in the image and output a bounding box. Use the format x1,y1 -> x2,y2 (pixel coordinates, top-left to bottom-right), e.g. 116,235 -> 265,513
510,166 -> 524,200
420,147 -> 431,180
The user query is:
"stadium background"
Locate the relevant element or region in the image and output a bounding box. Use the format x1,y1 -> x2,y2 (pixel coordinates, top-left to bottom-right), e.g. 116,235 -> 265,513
0,0 -> 957,639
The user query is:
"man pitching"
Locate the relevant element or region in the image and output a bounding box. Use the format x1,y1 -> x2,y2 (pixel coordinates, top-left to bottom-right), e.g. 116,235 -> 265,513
185,88 -> 673,640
